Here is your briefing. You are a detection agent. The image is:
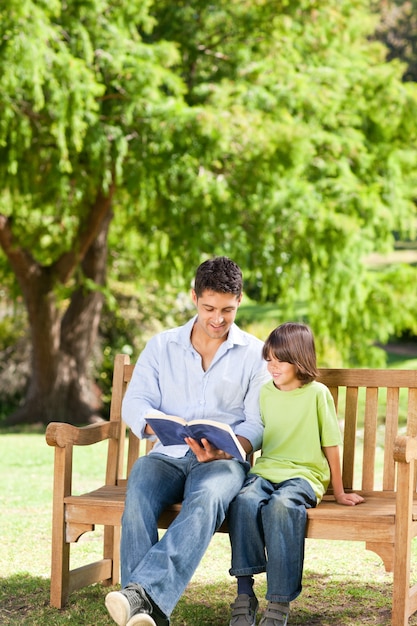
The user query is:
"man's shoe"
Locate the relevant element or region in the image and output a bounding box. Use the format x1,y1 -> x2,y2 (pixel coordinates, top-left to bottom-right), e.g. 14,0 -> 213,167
105,583 -> 156,626
259,601 -> 290,626
127,604 -> 170,626
229,594 -> 259,626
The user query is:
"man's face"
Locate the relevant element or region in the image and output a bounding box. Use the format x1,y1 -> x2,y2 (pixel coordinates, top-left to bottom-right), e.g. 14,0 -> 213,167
192,289 -> 242,340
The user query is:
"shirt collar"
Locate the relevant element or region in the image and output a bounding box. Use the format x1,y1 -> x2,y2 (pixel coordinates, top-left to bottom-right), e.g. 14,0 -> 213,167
177,315 -> 248,349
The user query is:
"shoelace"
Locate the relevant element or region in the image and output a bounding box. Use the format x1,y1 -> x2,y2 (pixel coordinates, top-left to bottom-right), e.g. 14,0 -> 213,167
123,584 -> 152,615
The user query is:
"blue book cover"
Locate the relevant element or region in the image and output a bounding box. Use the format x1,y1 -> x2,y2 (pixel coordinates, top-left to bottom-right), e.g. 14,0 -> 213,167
145,414 -> 246,461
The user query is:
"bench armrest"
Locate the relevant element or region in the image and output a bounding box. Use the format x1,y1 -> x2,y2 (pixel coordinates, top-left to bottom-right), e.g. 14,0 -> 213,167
46,420 -> 119,448
394,434 -> 417,463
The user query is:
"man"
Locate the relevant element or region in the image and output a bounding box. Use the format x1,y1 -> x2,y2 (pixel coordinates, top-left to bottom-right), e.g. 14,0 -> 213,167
105,256 -> 268,626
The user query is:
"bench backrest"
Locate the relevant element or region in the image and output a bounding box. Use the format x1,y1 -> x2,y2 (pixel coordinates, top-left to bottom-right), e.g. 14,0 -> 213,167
108,354 -> 417,493
318,368 -> 417,492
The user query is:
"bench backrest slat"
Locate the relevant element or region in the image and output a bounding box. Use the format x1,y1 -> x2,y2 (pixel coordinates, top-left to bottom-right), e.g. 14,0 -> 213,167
408,388 -> 417,490
362,387 -> 378,491
384,387 -> 400,491
408,388 -> 417,437
342,386 -> 359,490
106,354 -> 131,485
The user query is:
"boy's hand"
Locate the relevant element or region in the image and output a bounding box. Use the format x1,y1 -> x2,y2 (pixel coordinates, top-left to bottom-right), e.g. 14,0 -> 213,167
185,437 -> 233,462
335,492 -> 365,506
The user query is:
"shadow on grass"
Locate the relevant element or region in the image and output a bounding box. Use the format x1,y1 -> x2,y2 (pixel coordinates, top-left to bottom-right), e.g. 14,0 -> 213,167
0,574 -> 111,625
173,574 -> 396,626
0,572 -> 414,625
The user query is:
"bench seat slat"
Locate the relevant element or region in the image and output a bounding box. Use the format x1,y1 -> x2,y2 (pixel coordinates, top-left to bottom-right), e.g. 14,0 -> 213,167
64,487 -> 417,525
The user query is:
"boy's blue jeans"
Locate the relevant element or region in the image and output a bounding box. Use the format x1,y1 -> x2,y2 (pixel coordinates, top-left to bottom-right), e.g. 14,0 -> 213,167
228,475 -> 317,602
120,450 -> 248,617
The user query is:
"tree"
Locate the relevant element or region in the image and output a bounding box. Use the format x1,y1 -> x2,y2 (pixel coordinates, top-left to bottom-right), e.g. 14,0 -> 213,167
0,0 -> 185,423
1,0 -> 417,425
128,0 -> 417,363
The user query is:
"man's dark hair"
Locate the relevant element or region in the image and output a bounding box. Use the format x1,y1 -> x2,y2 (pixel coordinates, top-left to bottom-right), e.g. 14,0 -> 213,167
194,257 -> 243,297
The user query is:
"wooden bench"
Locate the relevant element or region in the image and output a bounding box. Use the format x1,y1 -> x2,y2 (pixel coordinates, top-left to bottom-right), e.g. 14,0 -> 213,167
45,353 -> 417,625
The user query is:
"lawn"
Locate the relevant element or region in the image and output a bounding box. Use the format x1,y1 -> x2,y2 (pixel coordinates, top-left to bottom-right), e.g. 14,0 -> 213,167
1,347 -> 417,625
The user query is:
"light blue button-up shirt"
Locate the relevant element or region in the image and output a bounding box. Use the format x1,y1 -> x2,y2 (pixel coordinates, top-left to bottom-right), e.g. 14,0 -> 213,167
122,316 -> 269,458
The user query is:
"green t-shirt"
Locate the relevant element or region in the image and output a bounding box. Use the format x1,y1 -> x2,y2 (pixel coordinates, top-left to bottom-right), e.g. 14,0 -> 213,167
251,380 -> 342,501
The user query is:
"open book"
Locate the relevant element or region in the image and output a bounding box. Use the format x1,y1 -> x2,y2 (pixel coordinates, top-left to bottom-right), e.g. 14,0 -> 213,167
145,413 -> 246,462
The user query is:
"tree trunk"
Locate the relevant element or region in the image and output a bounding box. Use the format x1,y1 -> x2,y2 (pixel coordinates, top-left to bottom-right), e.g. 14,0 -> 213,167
1,196 -> 114,426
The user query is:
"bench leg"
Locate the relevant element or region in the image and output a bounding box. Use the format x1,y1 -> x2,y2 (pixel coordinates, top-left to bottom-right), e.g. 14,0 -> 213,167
50,529 -> 70,608
103,524 -> 121,586
391,461 -> 414,626
50,446 -> 72,608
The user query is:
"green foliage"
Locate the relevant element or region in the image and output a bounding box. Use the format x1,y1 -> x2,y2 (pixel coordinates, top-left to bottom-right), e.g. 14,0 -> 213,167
1,0 -> 417,413
117,0 -> 417,364
0,0 -> 184,263
97,277 -> 193,413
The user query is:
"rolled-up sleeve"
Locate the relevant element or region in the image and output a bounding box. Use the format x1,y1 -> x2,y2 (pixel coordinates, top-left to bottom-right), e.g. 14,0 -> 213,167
234,364 -> 269,452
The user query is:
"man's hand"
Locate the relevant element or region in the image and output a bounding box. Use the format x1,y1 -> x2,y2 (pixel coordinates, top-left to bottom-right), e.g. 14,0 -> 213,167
185,437 -> 233,462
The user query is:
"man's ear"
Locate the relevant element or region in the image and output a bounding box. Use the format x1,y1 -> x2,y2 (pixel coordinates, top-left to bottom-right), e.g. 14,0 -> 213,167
191,289 -> 198,306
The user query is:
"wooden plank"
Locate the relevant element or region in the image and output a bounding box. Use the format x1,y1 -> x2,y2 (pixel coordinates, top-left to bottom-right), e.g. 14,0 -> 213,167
127,429 -> 140,477
408,388 -> 417,437
306,520 -> 395,542
342,387 -> 358,490
383,387 -> 400,491
308,495 -> 398,521
318,369 -> 417,388
124,363 -> 135,381
408,388 -> 417,490
392,460 -> 415,625
68,559 -> 113,594
50,444 -> 73,609
106,354 -> 130,485
366,541 -> 394,572
408,583 -> 417,619
46,420 -> 118,448
65,485 -> 127,505
326,385 -> 339,411
362,387 -> 378,491
103,524 -> 121,586
64,489 -> 417,529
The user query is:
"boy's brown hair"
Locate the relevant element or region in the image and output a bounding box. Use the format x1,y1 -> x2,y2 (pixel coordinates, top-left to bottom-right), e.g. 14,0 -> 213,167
262,322 -> 318,384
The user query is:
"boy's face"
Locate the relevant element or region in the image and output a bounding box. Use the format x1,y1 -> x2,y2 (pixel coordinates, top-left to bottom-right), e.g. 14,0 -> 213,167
265,353 -> 300,391
191,289 -> 242,341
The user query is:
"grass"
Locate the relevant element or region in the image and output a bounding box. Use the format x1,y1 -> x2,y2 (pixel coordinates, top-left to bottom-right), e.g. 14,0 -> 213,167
3,432 -> 417,625
2,350 -> 417,625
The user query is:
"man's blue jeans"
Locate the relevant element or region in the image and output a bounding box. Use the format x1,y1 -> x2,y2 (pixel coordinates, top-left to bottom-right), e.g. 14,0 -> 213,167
120,450 -> 248,617
228,475 -> 317,602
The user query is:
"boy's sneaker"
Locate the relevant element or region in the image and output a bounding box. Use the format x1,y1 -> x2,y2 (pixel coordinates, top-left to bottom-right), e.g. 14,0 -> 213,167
229,594 -> 259,626
105,583 -> 157,626
259,601 -> 290,626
